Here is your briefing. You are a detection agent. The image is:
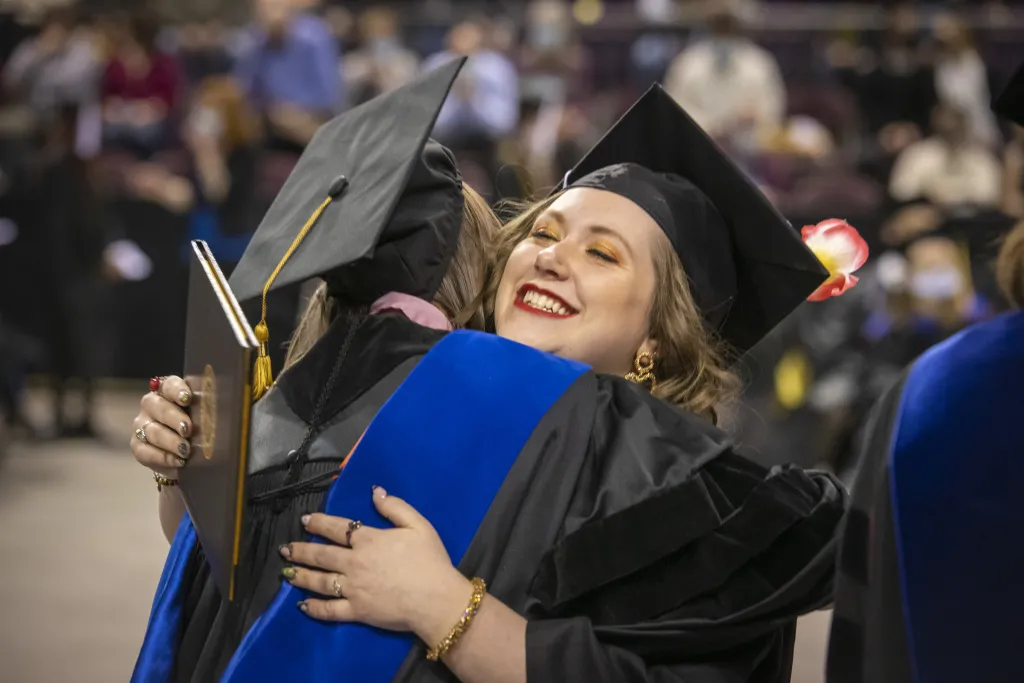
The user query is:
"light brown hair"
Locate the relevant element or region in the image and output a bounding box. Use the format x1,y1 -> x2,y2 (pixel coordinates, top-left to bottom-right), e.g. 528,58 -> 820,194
486,194 -> 740,423
193,75 -> 262,152
996,219 -> 1024,309
283,183 -> 498,368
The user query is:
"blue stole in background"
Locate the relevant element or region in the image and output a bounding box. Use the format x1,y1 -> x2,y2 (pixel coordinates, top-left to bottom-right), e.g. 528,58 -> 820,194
132,330 -> 588,683
889,311 -> 1024,683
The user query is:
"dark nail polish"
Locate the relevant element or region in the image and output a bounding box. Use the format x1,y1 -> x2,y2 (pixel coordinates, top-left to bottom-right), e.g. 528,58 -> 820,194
281,566 -> 297,581
278,544 -> 291,559
177,442 -> 189,457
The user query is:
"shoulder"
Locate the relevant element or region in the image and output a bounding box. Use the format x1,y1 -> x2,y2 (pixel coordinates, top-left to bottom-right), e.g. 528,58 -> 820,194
889,311 -> 1024,479
593,374 -> 731,459
907,311 -> 1024,399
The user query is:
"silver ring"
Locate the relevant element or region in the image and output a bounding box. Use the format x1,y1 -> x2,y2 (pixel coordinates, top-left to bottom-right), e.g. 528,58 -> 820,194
135,419 -> 155,444
346,520 -> 362,546
332,576 -> 343,598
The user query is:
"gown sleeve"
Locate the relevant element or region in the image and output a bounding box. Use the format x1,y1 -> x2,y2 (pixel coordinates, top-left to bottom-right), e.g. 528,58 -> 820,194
524,377 -> 846,683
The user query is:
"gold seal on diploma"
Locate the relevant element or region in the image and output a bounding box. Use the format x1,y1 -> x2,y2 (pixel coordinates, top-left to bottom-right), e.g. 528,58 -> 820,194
200,364 -> 217,459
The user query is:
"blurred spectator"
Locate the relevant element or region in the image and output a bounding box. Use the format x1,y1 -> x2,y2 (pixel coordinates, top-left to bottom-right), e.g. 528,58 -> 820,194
519,0 -> 585,102
816,236 -> 992,476
100,10 -> 183,159
423,17 -> 519,197
1003,124 -> 1024,218
662,0 -> 785,157
126,75 -> 260,262
930,10 -> 1000,148
39,104 -> 119,439
343,6 -> 420,107
827,4 -> 937,152
1,7 -> 101,127
234,0 -> 343,153
175,20 -> 234,88
888,103 -> 1002,210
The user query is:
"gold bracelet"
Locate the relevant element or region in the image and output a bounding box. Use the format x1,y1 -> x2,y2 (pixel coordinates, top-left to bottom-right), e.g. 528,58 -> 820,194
425,577 -> 487,661
154,472 -> 179,492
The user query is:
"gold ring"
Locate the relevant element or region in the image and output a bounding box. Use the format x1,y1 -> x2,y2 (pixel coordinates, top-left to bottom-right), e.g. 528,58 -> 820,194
332,576 -> 343,598
135,419 -> 154,444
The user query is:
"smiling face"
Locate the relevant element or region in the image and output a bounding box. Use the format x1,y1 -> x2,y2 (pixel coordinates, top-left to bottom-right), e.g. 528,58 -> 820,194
493,187 -> 663,375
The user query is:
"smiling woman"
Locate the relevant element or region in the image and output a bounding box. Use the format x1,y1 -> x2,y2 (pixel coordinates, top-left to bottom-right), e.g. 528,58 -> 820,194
491,187 -> 738,422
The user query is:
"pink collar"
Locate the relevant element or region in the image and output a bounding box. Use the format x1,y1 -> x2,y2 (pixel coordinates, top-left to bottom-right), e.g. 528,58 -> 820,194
369,292 -> 452,331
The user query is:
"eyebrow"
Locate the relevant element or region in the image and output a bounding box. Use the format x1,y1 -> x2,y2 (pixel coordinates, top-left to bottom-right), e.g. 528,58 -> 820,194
541,209 -> 634,258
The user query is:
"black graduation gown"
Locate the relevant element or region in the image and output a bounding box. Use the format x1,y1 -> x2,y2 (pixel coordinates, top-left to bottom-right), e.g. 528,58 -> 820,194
168,313 -> 845,683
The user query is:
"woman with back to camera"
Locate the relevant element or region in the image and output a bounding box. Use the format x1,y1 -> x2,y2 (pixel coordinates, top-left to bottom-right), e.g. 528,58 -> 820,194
827,66 -> 1024,683
133,80 -> 864,683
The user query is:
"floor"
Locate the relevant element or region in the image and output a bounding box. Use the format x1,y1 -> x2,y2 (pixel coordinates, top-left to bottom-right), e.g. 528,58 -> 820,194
0,388 -> 832,682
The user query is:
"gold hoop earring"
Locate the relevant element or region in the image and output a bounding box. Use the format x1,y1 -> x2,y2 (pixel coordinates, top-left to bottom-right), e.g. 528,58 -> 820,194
625,350 -> 657,390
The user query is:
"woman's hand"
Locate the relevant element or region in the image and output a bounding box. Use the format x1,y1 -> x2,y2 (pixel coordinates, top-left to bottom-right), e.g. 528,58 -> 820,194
130,375 -> 194,479
281,487 -> 474,645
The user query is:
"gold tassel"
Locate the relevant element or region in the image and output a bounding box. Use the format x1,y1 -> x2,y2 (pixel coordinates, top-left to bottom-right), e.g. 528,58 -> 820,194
249,176 -> 348,402
251,321 -> 273,400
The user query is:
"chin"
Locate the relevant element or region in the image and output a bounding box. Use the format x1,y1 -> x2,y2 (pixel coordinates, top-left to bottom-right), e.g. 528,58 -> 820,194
496,319 -> 562,356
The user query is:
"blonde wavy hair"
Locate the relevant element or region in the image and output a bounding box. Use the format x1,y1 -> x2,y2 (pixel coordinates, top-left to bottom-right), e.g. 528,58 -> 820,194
486,194 -> 740,424
283,184 -> 498,368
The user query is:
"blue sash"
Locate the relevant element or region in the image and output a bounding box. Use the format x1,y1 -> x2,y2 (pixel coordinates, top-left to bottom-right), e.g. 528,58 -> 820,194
132,330 -> 588,683
889,312 -> 1024,683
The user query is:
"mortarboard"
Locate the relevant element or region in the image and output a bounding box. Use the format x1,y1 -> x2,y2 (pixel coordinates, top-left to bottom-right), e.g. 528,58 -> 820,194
993,61 -> 1024,126
556,84 -> 829,355
229,57 -> 467,399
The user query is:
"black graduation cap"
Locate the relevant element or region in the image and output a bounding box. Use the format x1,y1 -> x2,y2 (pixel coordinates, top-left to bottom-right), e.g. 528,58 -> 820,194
228,57 -> 467,398
556,84 -> 828,354
993,61 -> 1024,126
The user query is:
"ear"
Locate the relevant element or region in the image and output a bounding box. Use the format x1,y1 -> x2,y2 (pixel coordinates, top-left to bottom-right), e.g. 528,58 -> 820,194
638,338 -> 659,360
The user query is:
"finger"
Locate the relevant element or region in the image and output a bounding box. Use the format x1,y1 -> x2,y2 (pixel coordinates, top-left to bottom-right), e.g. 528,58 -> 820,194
299,598 -> 356,622
282,564 -> 346,599
140,393 -> 192,438
302,513 -> 376,547
130,436 -> 187,473
159,375 -> 193,408
372,488 -> 425,529
132,416 -> 191,462
285,541 -> 350,573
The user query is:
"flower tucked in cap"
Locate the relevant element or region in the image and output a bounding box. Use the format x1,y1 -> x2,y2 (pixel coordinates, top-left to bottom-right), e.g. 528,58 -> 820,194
801,219 -> 869,302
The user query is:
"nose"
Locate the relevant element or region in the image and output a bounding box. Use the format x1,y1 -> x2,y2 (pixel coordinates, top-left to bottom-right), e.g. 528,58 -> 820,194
534,242 -> 569,280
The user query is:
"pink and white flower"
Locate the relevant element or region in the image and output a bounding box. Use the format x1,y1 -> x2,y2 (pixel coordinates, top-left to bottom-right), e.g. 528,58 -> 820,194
802,219 -> 869,301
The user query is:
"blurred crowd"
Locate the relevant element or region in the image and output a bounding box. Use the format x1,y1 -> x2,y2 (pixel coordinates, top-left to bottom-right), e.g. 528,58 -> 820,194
1,0 -> 1023,473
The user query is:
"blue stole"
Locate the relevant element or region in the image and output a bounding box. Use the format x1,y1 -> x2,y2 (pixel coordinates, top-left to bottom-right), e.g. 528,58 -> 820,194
889,311 -> 1024,683
132,330 -> 588,683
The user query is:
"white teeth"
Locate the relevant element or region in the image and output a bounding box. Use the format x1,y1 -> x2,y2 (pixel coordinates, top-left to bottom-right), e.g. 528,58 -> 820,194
522,289 -> 572,315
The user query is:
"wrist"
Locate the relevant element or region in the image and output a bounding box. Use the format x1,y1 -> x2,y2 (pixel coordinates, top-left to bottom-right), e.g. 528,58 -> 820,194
411,568 -> 473,647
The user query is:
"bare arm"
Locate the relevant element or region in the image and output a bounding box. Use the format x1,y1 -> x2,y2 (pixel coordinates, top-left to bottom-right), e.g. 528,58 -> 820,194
159,488 -> 187,543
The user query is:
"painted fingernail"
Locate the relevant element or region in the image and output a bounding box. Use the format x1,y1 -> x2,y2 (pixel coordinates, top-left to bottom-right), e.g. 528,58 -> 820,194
178,390 -> 192,405
300,514 -> 311,526
177,442 -> 190,458
179,421 -> 189,436
281,566 -> 297,581
278,544 -> 291,559
297,601 -> 308,612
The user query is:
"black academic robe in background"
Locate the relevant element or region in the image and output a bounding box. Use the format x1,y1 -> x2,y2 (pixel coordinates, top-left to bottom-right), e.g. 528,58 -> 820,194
166,313 -> 844,683
827,310 -> 1024,683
